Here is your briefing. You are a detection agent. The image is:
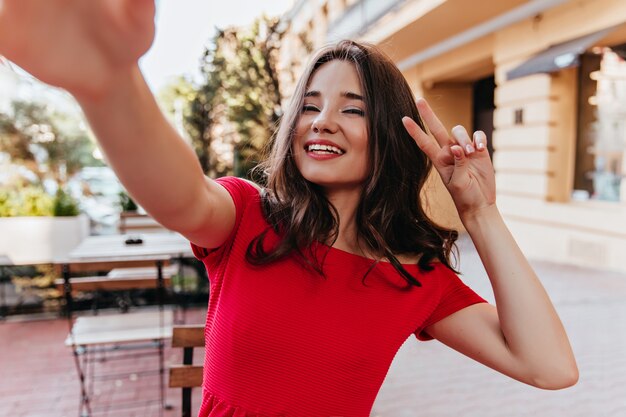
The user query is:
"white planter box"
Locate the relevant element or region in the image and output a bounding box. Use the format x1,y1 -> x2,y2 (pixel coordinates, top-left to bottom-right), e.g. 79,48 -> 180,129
0,214 -> 90,265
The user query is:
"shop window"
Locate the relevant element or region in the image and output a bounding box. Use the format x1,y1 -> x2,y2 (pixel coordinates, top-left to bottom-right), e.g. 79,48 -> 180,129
574,45 -> 626,202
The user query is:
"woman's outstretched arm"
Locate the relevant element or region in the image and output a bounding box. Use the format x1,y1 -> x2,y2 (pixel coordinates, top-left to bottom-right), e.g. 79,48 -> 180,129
78,67 -> 235,248
0,0 -> 235,248
403,99 -> 578,389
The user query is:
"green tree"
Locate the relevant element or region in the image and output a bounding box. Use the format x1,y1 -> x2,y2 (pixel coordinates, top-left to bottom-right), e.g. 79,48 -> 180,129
219,16 -> 284,178
157,75 -> 197,140
191,16 -> 284,179
188,33 -> 230,176
0,100 -> 102,186
0,102 -> 47,183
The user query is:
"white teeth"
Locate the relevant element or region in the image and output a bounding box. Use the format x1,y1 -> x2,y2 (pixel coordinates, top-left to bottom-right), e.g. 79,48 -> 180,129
306,144 -> 344,154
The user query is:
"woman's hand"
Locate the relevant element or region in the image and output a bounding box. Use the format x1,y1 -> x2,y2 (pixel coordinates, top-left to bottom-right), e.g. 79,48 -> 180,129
0,0 -> 155,99
402,98 -> 496,222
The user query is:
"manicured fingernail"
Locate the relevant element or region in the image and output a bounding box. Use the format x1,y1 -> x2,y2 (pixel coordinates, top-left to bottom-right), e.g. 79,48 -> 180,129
477,142 -> 485,150
465,144 -> 475,154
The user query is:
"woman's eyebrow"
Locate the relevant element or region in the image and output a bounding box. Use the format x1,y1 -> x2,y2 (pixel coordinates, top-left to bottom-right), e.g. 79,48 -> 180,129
304,90 -> 364,101
342,91 -> 364,101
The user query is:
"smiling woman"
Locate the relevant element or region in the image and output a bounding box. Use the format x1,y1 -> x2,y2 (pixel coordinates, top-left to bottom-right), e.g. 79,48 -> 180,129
0,3 -> 577,416
295,61 -> 369,189
249,43 -> 450,283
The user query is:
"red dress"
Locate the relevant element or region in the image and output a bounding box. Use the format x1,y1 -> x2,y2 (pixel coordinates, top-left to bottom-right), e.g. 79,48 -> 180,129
190,177 -> 486,417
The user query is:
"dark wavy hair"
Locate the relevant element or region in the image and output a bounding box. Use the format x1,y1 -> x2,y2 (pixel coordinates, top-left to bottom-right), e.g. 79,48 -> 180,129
246,40 -> 458,286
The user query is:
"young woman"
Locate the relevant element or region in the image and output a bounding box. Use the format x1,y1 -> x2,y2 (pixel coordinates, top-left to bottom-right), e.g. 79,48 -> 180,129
0,2 -> 577,416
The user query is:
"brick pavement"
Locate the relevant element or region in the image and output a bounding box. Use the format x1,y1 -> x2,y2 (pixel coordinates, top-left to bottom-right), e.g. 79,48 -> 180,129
1,234 -> 625,416
0,309 -> 205,417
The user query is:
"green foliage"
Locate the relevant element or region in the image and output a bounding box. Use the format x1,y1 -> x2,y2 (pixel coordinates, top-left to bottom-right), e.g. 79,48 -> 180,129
0,100 -> 102,187
0,186 -> 53,216
0,186 -> 81,217
185,30 -> 230,176
11,265 -> 63,311
52,188 -> 80,216
22,187 -> 54,216
188,16 -> 284,179
157,75 -> 198,138
0,189 -> 15,217
171,274 -> 199,292
217,17 -> 284,178
118,190 -> 138,212
155,17 -> 285,180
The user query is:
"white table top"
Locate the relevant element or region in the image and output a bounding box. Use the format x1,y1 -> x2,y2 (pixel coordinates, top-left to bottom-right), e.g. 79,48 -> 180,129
56,232 -> 193,264
65,310 -> 173,346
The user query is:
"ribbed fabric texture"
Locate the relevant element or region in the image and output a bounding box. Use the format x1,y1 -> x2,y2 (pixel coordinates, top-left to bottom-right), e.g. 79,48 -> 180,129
191,177 -> 486,417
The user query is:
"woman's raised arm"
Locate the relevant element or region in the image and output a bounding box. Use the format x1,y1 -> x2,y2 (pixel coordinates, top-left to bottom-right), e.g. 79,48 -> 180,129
402,99 -> 578,389
0,0 -> 235,248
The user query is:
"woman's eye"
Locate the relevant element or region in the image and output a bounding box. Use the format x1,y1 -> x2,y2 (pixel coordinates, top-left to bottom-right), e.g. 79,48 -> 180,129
344,108 -> 365,116
302,104 -> 319,113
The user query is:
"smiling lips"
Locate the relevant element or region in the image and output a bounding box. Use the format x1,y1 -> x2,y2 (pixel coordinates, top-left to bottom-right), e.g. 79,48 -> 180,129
304,141 -> 345,160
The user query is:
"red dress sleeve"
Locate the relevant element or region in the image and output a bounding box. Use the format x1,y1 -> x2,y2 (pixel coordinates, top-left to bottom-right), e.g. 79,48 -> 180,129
189,176 -> 260,261
415,265 -> 487,341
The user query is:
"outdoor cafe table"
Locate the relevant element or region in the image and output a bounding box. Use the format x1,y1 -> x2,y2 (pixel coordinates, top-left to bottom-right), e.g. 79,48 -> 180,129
59,231 -> 193,271
55,231 -> 194,417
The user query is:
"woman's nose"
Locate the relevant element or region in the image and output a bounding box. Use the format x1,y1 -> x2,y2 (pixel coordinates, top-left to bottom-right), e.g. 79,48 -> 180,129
311,111 -> 338,134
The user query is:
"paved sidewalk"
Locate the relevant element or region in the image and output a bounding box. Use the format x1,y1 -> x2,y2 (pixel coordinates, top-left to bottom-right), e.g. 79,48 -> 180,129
372,234 -> 626,417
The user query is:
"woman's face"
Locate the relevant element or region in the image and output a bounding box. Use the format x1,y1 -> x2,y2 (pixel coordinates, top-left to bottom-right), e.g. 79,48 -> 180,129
293,60 -> 369,191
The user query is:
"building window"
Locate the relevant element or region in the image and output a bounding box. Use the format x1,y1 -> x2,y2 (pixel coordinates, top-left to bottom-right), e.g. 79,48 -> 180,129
574,45 -> 626,203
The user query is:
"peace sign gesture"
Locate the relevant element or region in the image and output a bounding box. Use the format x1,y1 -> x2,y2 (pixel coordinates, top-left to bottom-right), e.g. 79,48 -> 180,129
402,98 -> 496,221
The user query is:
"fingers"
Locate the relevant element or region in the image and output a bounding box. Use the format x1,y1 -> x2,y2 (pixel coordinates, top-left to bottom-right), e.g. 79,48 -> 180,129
416,98 -> 489,155
402,116 -> 441,160
451,126 -> 475,155
416,98 -> 453,148
473,130 -> 487,151
447,143 -> 471,187
451,125 -> 489,157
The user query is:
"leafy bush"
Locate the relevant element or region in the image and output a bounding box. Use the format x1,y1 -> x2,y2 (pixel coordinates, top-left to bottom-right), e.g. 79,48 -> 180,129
0,187 -> 54,216
0,186 -> 80,217
52,188 -> 80,216
119,190 -> 138,212
21,187 -> 54,216
0,189 -> 15,217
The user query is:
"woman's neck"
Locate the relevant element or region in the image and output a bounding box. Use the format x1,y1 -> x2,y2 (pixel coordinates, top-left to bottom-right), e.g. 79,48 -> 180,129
325,187 -> 364,255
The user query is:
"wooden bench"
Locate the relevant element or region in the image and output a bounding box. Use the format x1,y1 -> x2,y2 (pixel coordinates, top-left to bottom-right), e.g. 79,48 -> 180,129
54,264 -> 178,294
169,325 -> 205,417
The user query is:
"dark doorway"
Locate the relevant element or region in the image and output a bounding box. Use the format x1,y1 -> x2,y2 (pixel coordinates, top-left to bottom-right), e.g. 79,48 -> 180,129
472,76 -> 495,160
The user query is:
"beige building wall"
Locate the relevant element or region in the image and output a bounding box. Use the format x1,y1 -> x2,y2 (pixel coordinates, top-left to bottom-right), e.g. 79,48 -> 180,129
492,0 -> 626,272
420,84 -> 473,230
279,0 -> 349,103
